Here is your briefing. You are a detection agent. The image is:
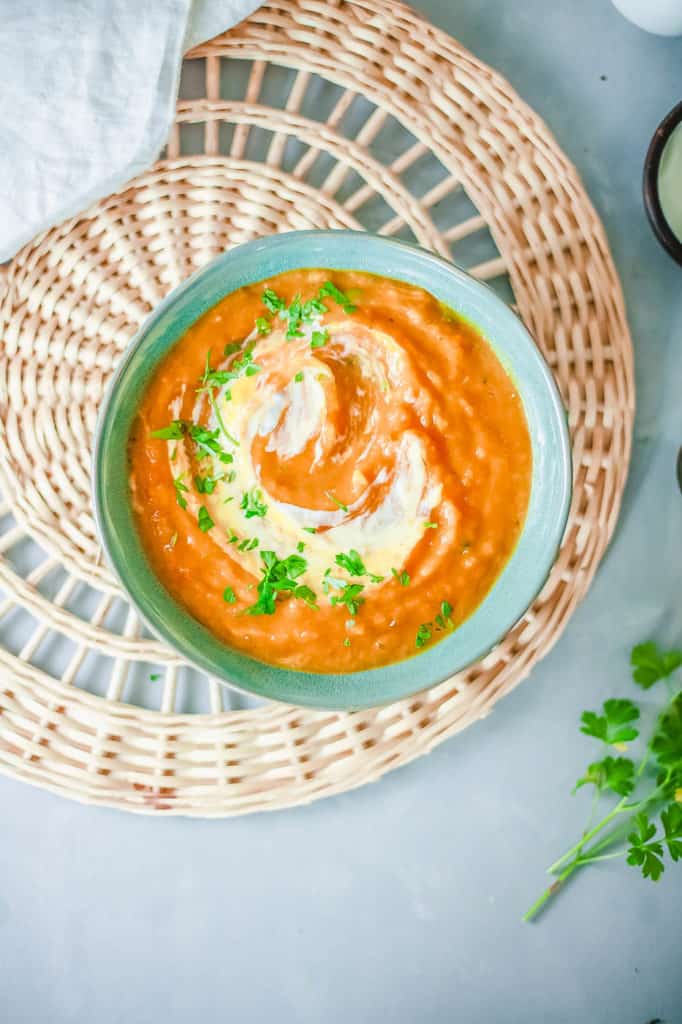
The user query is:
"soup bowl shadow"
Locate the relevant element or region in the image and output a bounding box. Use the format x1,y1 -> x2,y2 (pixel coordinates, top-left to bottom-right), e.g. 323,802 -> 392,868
93,230 -> 572,710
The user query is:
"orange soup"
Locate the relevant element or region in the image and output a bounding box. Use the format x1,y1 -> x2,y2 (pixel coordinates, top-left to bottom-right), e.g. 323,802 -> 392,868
128,270 -> 532,672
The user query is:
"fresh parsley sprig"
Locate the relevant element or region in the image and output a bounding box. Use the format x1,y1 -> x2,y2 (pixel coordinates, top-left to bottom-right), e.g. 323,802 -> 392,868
524,641 -> 682,922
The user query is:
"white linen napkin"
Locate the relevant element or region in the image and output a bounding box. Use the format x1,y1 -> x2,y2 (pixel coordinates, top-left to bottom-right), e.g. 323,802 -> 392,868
0,0 -> 260,261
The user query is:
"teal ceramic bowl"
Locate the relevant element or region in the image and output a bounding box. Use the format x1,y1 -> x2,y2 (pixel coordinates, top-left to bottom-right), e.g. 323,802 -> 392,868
94,230 -> 572,710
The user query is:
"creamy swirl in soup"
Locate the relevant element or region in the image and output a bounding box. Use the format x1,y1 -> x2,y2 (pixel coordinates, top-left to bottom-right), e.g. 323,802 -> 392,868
129,270 -> 532,673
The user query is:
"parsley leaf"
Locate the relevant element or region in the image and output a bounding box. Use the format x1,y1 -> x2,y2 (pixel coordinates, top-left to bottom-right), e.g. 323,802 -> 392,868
240,488 -> 268,519
296,541 -> 305,553
330,582 -> 365,616
151,419 -> 237,459
247,551 -> 315,616
173,475 -> 188,510
151,421 -> 185,440
391,568 -> 410,586
335,549 -> 366,576
573,756 -> 636,797
197,506 -> 214,532
310,329 -> 328,350
285,296 -> 305,338
318,281 -> 356,313
415,623 -> 432,648
255,316 -> 271,336
661,803 -> 682,862
580,699 -> 640,745
651,692 -> 682,769
194,473 -> 224,495
294,371 -> 304,383
302,297 -> 327,318
626,813 -> 665,881
188,423 -> 234,463
262,288 -> 285,314
303,526 -> 317,534
424,521 -> 438,529
631,641 -> 682,689
223,587 -> 236,604
435,600 -> 454,630
293,584 -> 318,610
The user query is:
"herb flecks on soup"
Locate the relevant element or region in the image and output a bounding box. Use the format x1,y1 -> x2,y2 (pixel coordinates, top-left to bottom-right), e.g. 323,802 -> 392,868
128,270 -> 532,673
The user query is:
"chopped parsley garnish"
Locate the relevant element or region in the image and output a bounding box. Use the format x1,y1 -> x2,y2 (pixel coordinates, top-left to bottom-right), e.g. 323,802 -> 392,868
149,673 -> 161,681
416,600 -> 454,648
151,421 -> 185,441
415,623 -> 432,648
223,341 -> 243,357
240,488 -> 268,519
197,506 -> 214,532
424,521 -> 438,529
261,285 -> 353,341
344,638 -> 351,648
294,371 -> 304,383
435,601 -> 454,630
173,474 -> 189,510
325,490 -> 349,512
262,288 -> 285,314
303,297 -> 327,318
391,568 -> 410,586
285,296 -> 305,338
303,526 -> 318,534
226,470 -> 237,483
334,548 -> 384,583
153,419 -> 235,463
292,584 -> 318,609
255,316 -> 271,336
232,347 -> 262,378
330,582 -> 365,617
335,549 -> 366,576
189,423 -> 235,462
297,541 -> 305,553
318,281 -> 356,313
247,550 -> 318,615
310,329 -> 328,350
196,347 -> 260,445
194,473 -> 224,495
235,537 -> 259,551
223,587 -> 236,604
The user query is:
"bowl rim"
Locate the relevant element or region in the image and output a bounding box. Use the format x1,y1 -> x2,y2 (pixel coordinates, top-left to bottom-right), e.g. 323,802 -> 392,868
93,229 -> 573,710
643,100 -> 682,267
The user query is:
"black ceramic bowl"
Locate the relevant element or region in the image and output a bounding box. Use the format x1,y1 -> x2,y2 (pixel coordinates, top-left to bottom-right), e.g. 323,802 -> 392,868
643,100 -> 682,266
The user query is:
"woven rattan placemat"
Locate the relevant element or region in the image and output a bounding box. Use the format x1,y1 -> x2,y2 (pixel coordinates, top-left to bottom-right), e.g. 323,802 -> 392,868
0,0 -> 634,815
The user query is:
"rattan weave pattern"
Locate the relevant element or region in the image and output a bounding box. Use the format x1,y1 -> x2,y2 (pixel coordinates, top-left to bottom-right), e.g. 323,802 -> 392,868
0,0 -> 634,815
